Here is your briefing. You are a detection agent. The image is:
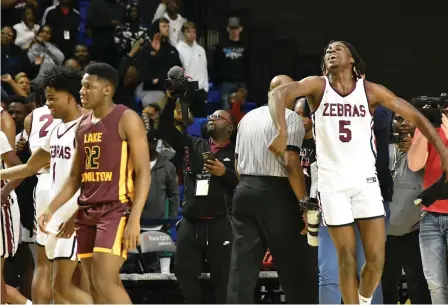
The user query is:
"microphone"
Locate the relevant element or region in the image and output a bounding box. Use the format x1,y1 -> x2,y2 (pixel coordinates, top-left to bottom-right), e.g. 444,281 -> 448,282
167,66 -> 185,80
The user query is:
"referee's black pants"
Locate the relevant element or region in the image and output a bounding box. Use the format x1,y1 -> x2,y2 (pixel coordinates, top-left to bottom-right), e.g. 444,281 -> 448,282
227,175 -> 318,304
174,216 -> 233,304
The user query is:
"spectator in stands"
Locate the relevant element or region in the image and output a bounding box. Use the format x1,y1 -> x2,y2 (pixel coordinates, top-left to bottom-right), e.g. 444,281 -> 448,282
176,21 -> 208,117
408,109 -> 448,304
227,85 -> 247,126
136,21 -> 182,106
151,0 -> 185,47
1,25 -> 41,93
14,6 -> 39,50
381,113 -> 431,304
114,3 -> 149,57
86,0 -> 124,65
41,0 -> 80,59
143,104 -> 161,131
142,134 -> 179,222
27,25 -> 65,79
73,44 -> 90,71
63,58 -> 81,70
159,93 -> 237,304
1,74 -> 28,97
14,73 -> 31,97
213,17 -> 249,109
1,0 -> 38,28
114,38 -> 143,111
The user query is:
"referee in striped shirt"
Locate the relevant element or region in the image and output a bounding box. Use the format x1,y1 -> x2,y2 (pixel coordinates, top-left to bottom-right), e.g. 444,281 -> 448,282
227,75 -> 318,304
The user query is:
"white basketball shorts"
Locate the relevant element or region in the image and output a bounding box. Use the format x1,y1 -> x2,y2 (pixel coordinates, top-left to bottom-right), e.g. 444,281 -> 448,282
319,180 -> 385,226
1,196 -> 21,258
45,234 -> 77,261
34,173 -> 52,246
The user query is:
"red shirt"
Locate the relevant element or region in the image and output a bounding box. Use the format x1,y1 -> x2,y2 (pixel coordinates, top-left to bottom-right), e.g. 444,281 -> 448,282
414,128 -> 448,213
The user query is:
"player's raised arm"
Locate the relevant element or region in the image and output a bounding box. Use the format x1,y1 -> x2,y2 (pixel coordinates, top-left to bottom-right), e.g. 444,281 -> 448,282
366,81 -> 448,171
267,76 -> 323,154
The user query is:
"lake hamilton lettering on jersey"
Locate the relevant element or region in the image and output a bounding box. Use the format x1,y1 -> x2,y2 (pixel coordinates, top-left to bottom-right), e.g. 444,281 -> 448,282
83,132 -> 103,143
322,103 -> 366,117
81,131 -> 113,183
50,145 -> 71,159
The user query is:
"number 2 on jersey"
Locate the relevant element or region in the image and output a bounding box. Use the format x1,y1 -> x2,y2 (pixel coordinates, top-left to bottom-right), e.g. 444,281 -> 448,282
39,114 -> 54,138
85,146 -> 100,169
339,120 -> 352,142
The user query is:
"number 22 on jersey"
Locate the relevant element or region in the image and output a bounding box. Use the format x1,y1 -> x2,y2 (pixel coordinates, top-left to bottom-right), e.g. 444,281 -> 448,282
85,146 -> 100,169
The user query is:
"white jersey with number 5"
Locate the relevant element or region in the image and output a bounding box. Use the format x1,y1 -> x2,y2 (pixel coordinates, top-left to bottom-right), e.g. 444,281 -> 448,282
42,119 -> 80,220
312,76 -> 377,192
29,106 -> 61,174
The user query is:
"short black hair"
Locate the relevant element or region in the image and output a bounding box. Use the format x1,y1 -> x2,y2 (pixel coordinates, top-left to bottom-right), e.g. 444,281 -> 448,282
38,66 -> 82,104
8,95 -> 28,105
321,40 -> 366,79
84,62 -> 119,89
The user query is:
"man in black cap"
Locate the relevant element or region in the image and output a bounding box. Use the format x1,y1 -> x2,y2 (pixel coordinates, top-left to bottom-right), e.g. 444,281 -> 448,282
213,16 -> 249,109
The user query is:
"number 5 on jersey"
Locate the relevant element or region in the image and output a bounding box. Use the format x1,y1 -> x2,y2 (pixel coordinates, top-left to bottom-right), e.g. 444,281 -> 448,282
85,146 -> 100,169
339,120 -> 352,142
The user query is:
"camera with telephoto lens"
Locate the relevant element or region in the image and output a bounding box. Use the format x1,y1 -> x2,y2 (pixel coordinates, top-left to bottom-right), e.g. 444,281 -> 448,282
411,93 -> 448,127
165,75 -> 199,96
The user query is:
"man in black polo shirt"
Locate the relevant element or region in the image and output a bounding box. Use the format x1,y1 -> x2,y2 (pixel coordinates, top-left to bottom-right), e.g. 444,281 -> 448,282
158,95 -> 238,304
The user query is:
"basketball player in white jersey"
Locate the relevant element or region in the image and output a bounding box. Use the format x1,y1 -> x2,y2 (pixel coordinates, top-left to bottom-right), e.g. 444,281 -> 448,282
20,93 -> 61,303
0,109 -> 31,305
267,40 -> 448,305
1,67 -> 92,304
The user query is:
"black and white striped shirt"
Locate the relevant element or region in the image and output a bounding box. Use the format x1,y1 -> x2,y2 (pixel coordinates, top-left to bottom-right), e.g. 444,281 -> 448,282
236,106 -> 304,177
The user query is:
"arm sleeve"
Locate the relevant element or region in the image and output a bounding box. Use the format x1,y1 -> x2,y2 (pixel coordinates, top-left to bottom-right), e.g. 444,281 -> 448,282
0,131 -> 13,155
166,162 -> 180,218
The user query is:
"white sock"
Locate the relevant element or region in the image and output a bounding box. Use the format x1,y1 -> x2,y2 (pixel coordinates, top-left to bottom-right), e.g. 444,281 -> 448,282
359,293 -> 372,305
26,299 -> 32,305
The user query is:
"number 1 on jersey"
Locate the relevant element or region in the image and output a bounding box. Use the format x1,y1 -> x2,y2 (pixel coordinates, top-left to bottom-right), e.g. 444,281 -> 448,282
339,120 -> 352,142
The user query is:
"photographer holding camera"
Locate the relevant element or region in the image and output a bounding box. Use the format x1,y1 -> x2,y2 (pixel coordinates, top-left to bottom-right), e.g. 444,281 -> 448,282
381,113 -> 430,304
158,67 -> 238,304
407,96 -> 448,304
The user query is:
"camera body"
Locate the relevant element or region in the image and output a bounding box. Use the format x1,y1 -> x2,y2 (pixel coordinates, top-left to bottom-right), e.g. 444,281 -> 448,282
411,93 -> 448,127
165,77 -> 199,96
389,132 -> 407,144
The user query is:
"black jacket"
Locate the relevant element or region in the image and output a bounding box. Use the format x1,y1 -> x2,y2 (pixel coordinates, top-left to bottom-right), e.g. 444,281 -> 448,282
44,5 -> 80,58
136,39 -> 182,92
159,97 -> 238,219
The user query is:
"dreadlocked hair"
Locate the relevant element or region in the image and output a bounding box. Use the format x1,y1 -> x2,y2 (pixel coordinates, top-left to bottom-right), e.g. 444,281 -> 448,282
38,66 -> 83,105
321,40 -> 366,79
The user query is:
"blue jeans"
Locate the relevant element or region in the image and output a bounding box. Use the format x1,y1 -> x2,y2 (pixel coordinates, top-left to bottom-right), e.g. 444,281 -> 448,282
220,82 -> 240,109
419,212 -> 448,304
318,201 -> 390,304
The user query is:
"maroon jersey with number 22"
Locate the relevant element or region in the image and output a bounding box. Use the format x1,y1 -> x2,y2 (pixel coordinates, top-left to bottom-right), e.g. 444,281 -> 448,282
76,105 -> 134,207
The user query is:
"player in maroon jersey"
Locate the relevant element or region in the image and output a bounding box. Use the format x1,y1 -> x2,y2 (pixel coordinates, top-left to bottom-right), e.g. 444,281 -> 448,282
38,62 -> 151,304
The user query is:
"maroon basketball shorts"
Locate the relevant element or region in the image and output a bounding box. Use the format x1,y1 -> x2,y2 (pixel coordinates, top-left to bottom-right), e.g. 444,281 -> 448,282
75,202 -> 130,260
